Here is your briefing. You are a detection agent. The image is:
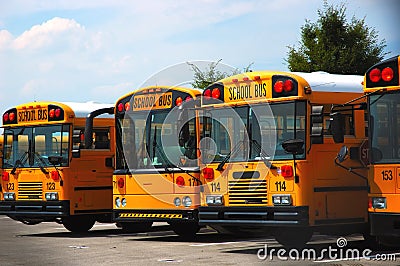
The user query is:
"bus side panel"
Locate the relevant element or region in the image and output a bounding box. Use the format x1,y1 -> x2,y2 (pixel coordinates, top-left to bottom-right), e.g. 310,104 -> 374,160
311,146 -> 368,225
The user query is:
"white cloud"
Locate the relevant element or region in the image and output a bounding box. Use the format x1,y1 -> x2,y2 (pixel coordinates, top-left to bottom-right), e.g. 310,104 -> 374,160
0,30 -> 13,49
13,17 -> 84,50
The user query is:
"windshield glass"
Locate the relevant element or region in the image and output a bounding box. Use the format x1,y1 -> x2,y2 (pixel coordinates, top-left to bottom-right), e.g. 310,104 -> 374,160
369,92 -> 400,164
116,110 -> 198,170
204,101 -> 306,162
2,124 -> 70,168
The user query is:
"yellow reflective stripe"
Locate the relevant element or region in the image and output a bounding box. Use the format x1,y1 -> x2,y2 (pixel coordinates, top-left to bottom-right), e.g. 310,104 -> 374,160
119,213 -> 183,219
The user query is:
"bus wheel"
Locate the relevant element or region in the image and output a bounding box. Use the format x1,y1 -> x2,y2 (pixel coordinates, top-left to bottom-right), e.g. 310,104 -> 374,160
62,216 -> 95,233
119,221 -> 153,233
170,222 -> 200,238
274,227 -> 313,249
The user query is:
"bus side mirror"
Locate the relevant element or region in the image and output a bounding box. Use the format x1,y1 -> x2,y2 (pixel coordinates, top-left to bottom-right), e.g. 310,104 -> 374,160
48,156 -> 63,165
330,112 -> 345,143
310,105 -> 324,144
336,145 -> 348,163
282,139 -> 304,155
72,129 -> 82,158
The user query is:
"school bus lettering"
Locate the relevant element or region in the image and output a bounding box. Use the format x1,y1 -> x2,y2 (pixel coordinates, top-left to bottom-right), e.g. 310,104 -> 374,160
18,108 -> 47,123
158,93 -> 172,107
254,83 -> 267,98
133,92 -> 173,110
226,82 -> 267,102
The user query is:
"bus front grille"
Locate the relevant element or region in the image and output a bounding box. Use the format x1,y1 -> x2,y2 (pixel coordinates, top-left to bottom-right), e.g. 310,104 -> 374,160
228,179 -> 267,205
18,182 -> 43,200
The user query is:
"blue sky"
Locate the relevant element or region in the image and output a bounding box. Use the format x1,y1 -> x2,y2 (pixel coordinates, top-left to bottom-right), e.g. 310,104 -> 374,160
0,0 -> 399,116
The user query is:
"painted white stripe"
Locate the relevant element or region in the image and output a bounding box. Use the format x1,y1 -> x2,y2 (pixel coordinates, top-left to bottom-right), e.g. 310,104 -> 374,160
190,242 -> 239,247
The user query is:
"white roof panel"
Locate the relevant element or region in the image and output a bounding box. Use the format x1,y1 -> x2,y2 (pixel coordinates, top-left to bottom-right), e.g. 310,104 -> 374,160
293,72 -> 363,93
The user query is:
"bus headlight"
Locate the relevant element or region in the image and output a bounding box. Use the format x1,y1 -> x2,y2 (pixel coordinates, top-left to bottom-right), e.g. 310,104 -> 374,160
45,192 -> 58,201
272,195 -> 292,206
206,195 -> 223,206
115,197 -> 121,208
372,197 -> 386,209
182,196 -> 192,207
174,197 -> 181,207
4,192 -> 15,201
121,198 -> 127,207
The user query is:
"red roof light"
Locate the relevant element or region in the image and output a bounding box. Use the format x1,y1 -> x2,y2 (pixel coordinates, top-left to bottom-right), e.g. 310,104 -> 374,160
369,68 -> 381,83
382,67 -> 394,82
274,81 -> 284,93
211,88 -> 221,99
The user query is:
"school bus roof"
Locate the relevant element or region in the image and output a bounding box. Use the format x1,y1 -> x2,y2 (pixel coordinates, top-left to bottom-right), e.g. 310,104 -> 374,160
293,72 -> 363,93
60,102 -> 114,118
8,101 -> 114,118
116,85 -> 201,102
219,71 -> 363,94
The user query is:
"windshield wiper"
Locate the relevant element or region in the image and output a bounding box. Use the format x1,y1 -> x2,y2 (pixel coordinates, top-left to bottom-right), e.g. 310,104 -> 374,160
151,126 -> 202,185
216,140 -> 244,171
33,152 -> 49,174
10,151 -> 29,175
251,139 -> 276,169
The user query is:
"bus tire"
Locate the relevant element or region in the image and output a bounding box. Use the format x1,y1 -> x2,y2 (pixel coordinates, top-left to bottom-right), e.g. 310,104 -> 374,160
170,222 -> 200,238
274,227 -> 313,249
119,221 -> 153,233
62,215 -> 95,233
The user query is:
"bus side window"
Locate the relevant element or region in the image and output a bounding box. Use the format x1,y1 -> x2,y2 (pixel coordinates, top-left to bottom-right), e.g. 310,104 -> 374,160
93,130 -> 110,149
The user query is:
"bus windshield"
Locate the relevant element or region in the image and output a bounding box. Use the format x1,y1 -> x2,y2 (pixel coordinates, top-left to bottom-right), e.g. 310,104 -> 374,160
369,91 -> 400,164
2,124 -> 70,168
116,110 -> 197,170
204,101 -> 306,162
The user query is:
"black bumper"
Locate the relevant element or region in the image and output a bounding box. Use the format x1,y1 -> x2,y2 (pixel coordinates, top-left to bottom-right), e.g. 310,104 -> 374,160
0,200 -> 69,217
198,206 -> 309,227
113,209 -> 198,223
370,212 -> 400,237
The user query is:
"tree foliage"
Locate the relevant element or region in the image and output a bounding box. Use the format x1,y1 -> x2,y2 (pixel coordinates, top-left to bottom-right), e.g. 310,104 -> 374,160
188,60 -> 253,90
286,1 -> 388,75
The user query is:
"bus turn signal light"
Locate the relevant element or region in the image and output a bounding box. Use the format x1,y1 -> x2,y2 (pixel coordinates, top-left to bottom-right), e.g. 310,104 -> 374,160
51,171 -> 60,181
203,167 -> 214,181
176,176 -> 185,187
118,178 -> 125,188
280,165 -> 293,178
2,172 -> 9,181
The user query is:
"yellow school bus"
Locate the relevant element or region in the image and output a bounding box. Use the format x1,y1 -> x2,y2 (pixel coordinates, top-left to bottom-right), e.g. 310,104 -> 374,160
113,86 -> 202,237
198,71 -> 368,248
364,56 -> 400,244
1,101 -> 115,232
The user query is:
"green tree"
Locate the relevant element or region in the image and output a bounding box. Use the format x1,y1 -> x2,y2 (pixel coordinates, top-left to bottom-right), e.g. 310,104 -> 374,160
286,1 -> 388,75
188,60 -> 253,90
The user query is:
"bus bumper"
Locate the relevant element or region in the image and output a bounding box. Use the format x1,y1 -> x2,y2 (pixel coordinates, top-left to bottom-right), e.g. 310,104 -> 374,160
113,209 -> 198,223
198,206 -> 309,227
0,200 -> 69,217
370,212 -> 400,237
